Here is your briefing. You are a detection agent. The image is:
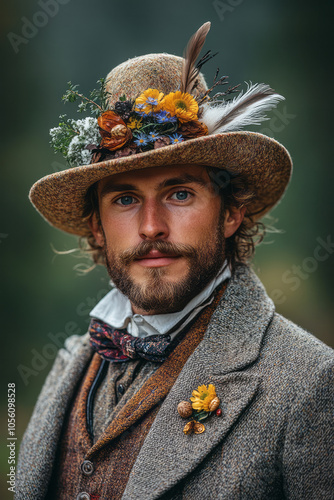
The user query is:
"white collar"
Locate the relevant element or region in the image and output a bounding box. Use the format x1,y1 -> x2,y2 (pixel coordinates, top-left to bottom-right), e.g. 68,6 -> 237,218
90,262 -> 231,339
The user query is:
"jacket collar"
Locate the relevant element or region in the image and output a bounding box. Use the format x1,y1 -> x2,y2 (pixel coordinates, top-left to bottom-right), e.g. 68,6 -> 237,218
123,264 -> 275,499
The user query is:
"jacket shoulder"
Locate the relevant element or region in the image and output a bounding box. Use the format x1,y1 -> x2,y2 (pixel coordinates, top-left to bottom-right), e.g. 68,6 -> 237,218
64,332 -> 90,356
266,312 -> 334,368
257,312 -> 334,411
43,332 -> 91,383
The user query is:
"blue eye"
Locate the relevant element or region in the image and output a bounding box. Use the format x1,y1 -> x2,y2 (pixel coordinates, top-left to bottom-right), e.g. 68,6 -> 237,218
116,195 -> 134,205
172,190 -> 189,201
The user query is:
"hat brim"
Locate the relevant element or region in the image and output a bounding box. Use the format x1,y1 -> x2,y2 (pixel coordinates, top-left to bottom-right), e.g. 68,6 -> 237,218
29,131 -> 292,236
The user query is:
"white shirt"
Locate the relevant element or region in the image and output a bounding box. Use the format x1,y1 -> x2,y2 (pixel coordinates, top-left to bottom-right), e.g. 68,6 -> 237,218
90,262 -> 231,340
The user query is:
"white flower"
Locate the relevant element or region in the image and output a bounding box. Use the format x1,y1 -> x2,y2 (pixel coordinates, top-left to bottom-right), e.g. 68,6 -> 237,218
50,116 -> 100,167
67,117 -> 100,166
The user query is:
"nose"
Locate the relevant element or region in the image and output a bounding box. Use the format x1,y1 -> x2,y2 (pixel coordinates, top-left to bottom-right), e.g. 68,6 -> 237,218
138,199 -> 169,240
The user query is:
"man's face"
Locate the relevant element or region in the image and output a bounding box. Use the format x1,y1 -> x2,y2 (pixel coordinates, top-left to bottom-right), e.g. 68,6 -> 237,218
91,164 -> 238,315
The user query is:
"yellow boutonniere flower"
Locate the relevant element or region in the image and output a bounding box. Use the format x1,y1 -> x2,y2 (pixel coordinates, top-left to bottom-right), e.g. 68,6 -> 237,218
178,383 -> 221,435
190,384 -> 217,412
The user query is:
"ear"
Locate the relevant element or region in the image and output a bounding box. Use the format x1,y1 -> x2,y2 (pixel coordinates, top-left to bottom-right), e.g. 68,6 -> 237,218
223,206 -> 246,238
88,214 -> 105,247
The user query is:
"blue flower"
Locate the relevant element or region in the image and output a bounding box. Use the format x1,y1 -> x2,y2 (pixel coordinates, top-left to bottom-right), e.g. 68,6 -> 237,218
134,132 -> 149,147
169,133 -> 184,144
146,97 -> 158,106
148,130 -> 160,142
134,104 -> 147,116
155,110 -> 177,123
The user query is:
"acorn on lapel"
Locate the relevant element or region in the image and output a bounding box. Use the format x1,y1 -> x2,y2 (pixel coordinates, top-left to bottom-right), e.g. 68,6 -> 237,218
177,384 -> 221,435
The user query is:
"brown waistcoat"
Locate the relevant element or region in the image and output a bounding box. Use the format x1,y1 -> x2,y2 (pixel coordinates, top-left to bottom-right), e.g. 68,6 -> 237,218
48,285 -> 226,499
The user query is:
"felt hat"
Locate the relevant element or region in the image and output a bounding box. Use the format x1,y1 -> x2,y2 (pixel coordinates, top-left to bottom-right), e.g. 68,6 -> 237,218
29,23 -> 292,236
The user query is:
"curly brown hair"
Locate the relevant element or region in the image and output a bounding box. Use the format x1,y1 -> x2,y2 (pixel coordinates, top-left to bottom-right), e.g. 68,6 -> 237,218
79,168 -> 266,272
207,168 -> 266,270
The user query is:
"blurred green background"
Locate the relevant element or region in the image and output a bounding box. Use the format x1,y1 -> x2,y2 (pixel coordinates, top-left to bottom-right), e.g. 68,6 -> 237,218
1,0 -> 333,496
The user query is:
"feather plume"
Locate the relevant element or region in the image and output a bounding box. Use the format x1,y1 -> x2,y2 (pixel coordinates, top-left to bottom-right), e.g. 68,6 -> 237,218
200,83 -> 285,134
181,22 -> 211,94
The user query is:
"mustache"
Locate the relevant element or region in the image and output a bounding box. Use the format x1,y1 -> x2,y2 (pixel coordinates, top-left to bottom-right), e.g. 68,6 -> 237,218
120,240 -> 197,265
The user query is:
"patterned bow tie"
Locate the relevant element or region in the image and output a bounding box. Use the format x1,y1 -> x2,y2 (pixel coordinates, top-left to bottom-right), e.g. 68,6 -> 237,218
89,318 -> 174,363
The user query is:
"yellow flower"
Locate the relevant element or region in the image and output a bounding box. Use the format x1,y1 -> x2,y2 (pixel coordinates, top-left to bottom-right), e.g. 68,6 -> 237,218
161,91 -> 198,123
190,384 -> 217,412
135,88 -> 164,114
127,117 -> 143,130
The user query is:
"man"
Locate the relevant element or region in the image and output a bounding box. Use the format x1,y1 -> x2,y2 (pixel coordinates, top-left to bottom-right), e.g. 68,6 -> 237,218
16,23 -> 333,499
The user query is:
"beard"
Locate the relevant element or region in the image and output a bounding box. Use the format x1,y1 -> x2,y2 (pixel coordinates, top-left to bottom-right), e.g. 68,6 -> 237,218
102,218 -> 225,314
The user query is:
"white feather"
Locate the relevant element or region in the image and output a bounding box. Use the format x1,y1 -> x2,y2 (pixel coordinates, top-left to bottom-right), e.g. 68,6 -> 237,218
200,83 -> 285,134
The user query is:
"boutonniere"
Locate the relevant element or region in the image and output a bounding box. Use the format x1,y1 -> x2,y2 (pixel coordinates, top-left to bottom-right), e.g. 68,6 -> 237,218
177,384 -> 222,435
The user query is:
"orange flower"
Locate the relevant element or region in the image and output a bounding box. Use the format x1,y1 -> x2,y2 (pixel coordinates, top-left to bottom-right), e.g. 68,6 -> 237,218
98,111 -> 132,151
98,110 -> 125,131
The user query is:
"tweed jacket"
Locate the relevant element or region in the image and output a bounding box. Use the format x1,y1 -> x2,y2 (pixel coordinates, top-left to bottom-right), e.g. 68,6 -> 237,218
16,265 -> 334,499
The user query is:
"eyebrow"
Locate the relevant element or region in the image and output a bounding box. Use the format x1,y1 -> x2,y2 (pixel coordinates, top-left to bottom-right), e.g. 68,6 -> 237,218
157,174 -> 208,189
99,173 -> 208,198
99,183 -> 137,198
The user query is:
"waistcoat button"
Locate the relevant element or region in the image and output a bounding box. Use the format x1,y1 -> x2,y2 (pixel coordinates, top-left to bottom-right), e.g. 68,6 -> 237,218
76,493 -> 90,500
81,460 -> 94,476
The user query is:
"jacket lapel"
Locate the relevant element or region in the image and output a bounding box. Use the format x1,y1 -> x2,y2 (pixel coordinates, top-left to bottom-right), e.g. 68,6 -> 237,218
123,265 -> 275,499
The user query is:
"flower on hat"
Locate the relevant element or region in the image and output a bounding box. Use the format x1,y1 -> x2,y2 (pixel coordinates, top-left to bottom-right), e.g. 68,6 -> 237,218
162,91 -> 198,123
134,103 -> 145,114
49,116 -> 100,167
148,130 -> 160,142
97,111 -> 132,151
190,384 -> 217,412
155,110 -> 177,124
127,117 -> 143,130
97,110 -> 127,132
134,132 -> 149,147
49,23 -> 285,168
135,88 -> 164,114
169,133 -> 184,144
178,120 -> 208,139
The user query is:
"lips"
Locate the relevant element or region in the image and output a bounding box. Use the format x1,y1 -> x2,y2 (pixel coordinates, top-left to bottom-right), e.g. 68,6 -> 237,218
134,249 -> 180,267
136,250 -> 178,260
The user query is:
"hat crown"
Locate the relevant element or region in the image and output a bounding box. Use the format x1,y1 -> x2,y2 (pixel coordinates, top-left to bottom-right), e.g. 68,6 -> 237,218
105,53 -> 208,106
